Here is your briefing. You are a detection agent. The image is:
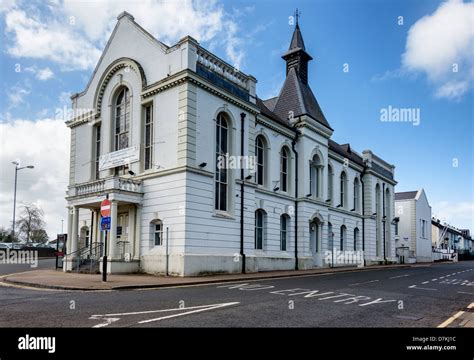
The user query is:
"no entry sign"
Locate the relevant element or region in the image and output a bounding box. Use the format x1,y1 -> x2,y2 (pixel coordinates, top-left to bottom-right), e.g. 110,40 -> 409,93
101,198 -> 111,217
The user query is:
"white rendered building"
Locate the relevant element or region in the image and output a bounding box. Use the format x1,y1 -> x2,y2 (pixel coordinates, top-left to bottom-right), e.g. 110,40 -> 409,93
394,189 -> 432,263
64,13 -> 398,276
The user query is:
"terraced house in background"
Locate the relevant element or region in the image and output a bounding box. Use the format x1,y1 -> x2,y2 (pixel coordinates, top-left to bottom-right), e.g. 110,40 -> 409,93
64,12 -> 398,276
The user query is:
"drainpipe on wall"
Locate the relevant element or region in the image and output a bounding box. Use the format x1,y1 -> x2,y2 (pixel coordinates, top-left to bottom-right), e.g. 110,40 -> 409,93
360,162 -> 368,266
382,182 -> 386,264
240,112 -> 246,274
291,130 -> 300,270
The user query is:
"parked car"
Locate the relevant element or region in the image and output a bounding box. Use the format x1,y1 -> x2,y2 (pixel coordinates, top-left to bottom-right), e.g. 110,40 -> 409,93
0,243 -> 13,249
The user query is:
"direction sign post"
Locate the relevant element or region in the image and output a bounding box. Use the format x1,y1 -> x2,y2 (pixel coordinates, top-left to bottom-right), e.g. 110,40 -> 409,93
100,197 -> 111,282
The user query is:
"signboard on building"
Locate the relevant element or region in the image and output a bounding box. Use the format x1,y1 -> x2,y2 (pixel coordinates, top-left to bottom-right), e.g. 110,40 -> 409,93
99,146 -> 140,171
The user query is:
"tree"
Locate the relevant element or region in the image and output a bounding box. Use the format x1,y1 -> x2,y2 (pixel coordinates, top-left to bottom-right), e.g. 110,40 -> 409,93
16,204 -> 48,244
0,227 -> 14,243
30,229 -> 49,244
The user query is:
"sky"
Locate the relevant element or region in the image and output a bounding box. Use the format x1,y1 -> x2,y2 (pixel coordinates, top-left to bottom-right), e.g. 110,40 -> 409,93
0,0 -> 473,239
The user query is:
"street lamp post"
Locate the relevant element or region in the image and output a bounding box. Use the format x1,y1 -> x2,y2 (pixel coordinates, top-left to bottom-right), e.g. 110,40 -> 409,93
11,161 -> 34,244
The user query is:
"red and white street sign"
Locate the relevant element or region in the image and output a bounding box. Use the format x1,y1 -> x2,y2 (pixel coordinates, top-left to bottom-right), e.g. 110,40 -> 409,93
100,199 -> 111,217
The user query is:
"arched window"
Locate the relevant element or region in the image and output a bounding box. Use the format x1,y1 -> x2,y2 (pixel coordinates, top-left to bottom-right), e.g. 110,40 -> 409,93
310,154 -> 323,198
280,214 -> 289,251
340,225 -> 346,251
375,184 -> 381,257
340,172 -> 347,208
353,177 -> 360,212
150,220 -> 163,246
255,136 -> 266,186
115,87 -> 130,151
328,165 -> 333,204
328,222 -> 333,250
354,227 -> 359,251
215,113 -> 228,211
280,147 -> 289,192
255,209 -> 266,250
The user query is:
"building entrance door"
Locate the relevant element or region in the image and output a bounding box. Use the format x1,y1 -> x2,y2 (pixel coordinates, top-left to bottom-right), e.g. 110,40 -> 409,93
117,213 -> 129,258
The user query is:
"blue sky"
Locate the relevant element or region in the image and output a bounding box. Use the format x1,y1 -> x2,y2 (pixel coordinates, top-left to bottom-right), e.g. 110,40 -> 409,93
0,0 -> 473,236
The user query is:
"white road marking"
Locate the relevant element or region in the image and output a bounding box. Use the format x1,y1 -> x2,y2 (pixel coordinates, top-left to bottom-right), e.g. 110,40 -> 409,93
408,285 -> 437,291
89,316 -> 119,328
431,279 -> 438,281
89,302 -> 240,327
458,291 -> 474,295
389,274 -> 410,279
422,281 -> 429,284
138,302 -> 240,324
349,280 -> 379,286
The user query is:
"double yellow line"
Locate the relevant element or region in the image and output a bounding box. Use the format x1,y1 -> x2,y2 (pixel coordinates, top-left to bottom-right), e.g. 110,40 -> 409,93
437,303 -> 474,328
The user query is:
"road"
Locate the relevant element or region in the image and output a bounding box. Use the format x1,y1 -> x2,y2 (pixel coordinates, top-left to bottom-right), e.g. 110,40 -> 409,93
0,258 -> 57,275
0,261 -> 472,327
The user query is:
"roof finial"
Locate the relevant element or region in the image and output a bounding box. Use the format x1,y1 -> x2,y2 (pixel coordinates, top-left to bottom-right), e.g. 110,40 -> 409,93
294,8 -> 301,26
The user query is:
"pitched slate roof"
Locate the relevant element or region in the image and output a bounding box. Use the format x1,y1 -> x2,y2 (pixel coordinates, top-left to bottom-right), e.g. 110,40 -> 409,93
394,191 -> 418,200
328,139 -> 364,166
256,97 -> 296,131
270,67 -> 332,129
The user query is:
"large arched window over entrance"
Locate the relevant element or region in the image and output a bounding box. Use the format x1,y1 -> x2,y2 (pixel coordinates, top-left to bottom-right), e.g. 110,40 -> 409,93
115,87 -> 130,151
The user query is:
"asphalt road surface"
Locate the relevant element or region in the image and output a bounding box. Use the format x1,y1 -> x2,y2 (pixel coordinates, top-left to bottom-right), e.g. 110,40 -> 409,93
0,258 -> 57,275
0,261 -> 472,327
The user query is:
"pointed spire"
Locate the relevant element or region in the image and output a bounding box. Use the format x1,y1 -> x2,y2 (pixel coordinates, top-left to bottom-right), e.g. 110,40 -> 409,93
282,14 -> 312,85
288,23 -> 306,51
289,9 -> 305,51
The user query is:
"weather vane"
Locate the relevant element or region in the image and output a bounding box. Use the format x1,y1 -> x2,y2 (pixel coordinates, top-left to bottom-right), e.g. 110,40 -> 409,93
294,8 -> 301,25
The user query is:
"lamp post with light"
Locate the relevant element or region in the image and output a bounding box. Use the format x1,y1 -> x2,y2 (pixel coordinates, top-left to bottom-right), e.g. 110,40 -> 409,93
11,161 -> 34,244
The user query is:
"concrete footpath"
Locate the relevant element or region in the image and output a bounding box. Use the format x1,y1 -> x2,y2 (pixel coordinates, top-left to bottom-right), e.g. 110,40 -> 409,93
0,263 -> 434,291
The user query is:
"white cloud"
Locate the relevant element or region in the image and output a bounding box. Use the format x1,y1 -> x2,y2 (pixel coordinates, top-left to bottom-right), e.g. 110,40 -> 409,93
36,67 -> 54,80
7,84 -> 30,109
0,118 -> 70,238
402,0 -> 474,100
5,9 -> 102,71
3,0 -> 246,71
432,201 -> 474,231
25,66 -> 54,81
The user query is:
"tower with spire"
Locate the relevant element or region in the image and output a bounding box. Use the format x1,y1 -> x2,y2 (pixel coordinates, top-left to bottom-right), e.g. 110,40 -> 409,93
282,9 -> 312,85
265,13 -> 331,131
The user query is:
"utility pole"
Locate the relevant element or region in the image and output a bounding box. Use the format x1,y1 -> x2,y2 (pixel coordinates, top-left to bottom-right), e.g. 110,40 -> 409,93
11,161 -> 34,243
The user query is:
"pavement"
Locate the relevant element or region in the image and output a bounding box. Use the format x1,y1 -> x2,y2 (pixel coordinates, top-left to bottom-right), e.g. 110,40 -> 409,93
0,261 -> 472,328
2,262 -> 427,290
